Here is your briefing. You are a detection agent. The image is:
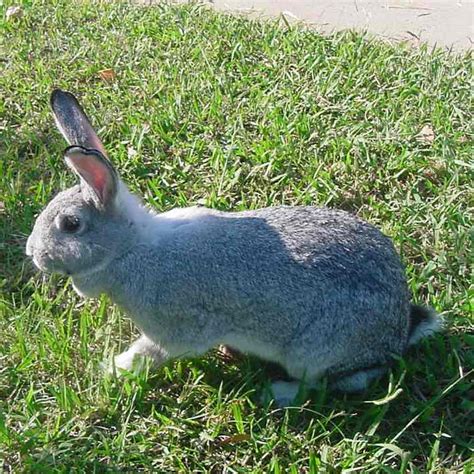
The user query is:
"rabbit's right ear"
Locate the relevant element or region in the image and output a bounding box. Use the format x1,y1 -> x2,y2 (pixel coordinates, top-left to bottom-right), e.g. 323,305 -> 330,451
64,146 -> 117,210
50,89 -> 108,157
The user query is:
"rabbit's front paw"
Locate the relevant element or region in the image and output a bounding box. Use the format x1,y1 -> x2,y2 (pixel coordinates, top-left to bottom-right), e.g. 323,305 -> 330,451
106,335 -> 167,376
104,350 -> 146,376
113,350 -> 138,372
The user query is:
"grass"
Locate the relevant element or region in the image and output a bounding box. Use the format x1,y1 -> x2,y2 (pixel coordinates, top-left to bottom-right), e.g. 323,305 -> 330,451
0,0 -> 472,471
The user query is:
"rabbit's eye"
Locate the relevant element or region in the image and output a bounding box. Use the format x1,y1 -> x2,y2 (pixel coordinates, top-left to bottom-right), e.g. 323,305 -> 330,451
57,215 -> 82,233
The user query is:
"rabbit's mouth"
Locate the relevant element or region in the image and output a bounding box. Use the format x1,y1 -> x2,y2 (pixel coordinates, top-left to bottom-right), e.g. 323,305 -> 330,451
31,254 -> 53,273
28,250 -> 69,275
26,237 -> 68,274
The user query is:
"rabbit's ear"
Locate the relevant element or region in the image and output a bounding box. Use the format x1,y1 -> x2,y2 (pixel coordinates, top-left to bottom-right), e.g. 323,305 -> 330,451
64,146 -> 117,209
51,89 -> 108,157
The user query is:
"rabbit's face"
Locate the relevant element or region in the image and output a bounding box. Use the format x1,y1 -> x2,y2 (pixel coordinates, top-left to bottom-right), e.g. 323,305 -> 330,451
27,90 -> 140,279
26,184 -> 129,277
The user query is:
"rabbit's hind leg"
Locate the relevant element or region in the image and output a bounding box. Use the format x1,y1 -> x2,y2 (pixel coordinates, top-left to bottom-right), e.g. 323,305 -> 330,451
268,366 -> 387,404
330,366 -> 386,393
269,380 -> 301,407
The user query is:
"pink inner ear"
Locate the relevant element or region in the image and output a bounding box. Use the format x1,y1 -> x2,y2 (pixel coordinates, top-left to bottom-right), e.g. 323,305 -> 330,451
76,158 -> 108,200
66,150 -> 112,203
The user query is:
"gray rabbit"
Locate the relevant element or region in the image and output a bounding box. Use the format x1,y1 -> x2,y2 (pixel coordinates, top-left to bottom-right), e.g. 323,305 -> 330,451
26,90 -> 442,405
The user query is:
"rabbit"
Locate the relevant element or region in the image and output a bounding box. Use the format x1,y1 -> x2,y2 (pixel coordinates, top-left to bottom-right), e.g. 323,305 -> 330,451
26,89 -> 442,406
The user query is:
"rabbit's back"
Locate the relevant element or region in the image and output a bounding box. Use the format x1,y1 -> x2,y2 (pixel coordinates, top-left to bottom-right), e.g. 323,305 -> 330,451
155,205 -> 408,306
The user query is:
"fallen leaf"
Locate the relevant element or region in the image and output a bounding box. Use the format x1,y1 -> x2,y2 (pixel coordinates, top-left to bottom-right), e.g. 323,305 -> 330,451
6,5 -> 23,20
417,124 -> 435,145
98,69 -> 116,82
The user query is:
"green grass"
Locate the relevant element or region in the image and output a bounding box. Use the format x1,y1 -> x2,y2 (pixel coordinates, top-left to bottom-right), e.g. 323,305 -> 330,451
1,0 -> 473,471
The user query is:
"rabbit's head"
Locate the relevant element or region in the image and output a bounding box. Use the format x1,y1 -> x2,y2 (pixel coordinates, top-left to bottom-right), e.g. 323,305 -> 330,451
26,90 -> 142,279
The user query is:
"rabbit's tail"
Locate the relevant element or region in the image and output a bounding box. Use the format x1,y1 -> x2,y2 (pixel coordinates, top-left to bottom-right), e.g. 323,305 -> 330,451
407,305 -> 443,346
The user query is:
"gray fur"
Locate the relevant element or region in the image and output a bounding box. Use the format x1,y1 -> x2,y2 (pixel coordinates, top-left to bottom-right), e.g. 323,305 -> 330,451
26,90 -> 442,403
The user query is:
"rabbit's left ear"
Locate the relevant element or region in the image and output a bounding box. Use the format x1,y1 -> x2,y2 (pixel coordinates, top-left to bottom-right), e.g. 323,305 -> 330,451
64,146 -> 117,209
51,89 -> 108,157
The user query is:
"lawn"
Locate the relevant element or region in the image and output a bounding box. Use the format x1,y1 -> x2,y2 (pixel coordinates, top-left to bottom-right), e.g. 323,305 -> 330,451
0,1 -> 472,472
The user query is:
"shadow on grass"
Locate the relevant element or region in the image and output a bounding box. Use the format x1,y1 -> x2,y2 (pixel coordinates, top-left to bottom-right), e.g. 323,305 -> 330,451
104,331 -> 471,460
11,332 -> 471,472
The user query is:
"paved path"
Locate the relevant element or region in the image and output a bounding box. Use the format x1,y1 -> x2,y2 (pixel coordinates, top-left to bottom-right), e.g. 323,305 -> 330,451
181,0 -> 473,50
